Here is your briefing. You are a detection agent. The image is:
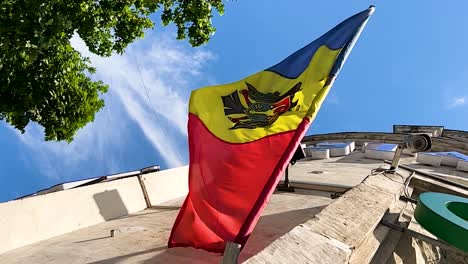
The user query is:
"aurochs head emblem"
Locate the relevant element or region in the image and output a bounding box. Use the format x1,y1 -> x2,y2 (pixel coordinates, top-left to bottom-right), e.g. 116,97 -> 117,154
221,82 -> 302,129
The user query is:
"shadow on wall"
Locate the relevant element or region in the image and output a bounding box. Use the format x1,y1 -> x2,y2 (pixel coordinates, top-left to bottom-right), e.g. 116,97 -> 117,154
93,189 -> 128,221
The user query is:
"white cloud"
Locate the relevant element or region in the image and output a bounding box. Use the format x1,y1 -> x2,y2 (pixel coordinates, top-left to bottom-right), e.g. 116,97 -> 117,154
448,96 -> 466,108
10,32 -> 215,180
442,72 -> 468,110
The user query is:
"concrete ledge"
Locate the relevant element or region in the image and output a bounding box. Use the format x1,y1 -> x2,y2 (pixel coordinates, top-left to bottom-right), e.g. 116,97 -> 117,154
349,141 -> 356,152
142,166 -> 189,205
0,177 -> 147,254
441,155 -> 462,167
246,171 -> 409,263
442,129 -> 468,142
457,160 -> 468,172
304,147 -> 330,159
417,153 -> 442,167
0,166 -> 190,255
329,146 -> 351,157
364,150 -> 395,161
316,142 -> 352,157
303,132 -> 468,155
246,225 -> 351,264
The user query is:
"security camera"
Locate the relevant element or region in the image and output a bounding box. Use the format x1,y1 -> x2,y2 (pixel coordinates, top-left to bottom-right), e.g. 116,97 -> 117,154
401,134 -> 432,153
389,134 -> 432,171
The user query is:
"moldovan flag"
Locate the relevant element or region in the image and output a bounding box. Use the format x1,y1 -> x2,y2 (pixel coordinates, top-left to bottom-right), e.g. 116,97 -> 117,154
169,6 -> 375,253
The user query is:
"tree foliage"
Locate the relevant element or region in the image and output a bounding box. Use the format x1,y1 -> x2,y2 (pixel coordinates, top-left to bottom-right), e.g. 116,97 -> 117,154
0,0 -> 224,142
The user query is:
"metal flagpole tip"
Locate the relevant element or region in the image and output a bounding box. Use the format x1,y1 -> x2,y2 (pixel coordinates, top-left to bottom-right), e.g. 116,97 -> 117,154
368,5 -> 376,15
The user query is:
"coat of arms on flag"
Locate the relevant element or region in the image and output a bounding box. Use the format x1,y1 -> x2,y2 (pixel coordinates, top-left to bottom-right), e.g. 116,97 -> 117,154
168,5 -> 375,254
222,82 -> 302,129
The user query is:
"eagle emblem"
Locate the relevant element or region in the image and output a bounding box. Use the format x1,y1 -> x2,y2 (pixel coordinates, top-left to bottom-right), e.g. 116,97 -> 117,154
221,82 -> 302,129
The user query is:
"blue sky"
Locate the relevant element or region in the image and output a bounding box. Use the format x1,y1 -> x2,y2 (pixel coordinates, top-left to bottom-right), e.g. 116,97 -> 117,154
1,1 -> 468,202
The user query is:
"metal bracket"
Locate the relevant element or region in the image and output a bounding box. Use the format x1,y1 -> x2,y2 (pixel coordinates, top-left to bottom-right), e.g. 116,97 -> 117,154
399,195 -> 417,204
389,144 -> 404,171
222,241 -> 241,264
276,165 -> 295,192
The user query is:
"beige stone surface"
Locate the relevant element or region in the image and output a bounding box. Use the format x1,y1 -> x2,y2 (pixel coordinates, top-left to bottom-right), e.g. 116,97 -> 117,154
303,131 -> 468,155
246,225 -> 351,264
2,128 -> 467,264
390,218 -> 468,264
0,166 -> 191,255
304,182 -> 395,248
0,177 -> 147,255
288,152 -> 413,188
142,166 -> 189,206
4,151 -> 453,264
0,189 -> 332,264
458,160 -> 468,172
402,161 -> 468,187
246,168 -> 412,264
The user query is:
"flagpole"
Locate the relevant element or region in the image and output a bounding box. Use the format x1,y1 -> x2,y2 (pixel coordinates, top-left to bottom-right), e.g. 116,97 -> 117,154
221,242 -> 241,264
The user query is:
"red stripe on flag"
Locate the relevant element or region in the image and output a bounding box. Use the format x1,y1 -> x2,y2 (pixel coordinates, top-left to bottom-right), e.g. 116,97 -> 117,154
168,114 -> 310,253
235,117 -> 311,246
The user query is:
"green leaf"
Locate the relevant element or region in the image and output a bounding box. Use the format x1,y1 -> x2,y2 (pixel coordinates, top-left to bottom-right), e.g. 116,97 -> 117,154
0,0 -> 225,142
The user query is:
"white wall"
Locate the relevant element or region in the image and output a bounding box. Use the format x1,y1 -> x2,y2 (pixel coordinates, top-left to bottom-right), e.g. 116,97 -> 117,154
142,166 -> 189,205
0,165 -> 190,254
0,177 -> 147,254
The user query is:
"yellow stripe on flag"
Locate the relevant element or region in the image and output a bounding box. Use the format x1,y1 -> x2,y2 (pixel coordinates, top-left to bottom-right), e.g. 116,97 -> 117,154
189,46 -> 340,144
